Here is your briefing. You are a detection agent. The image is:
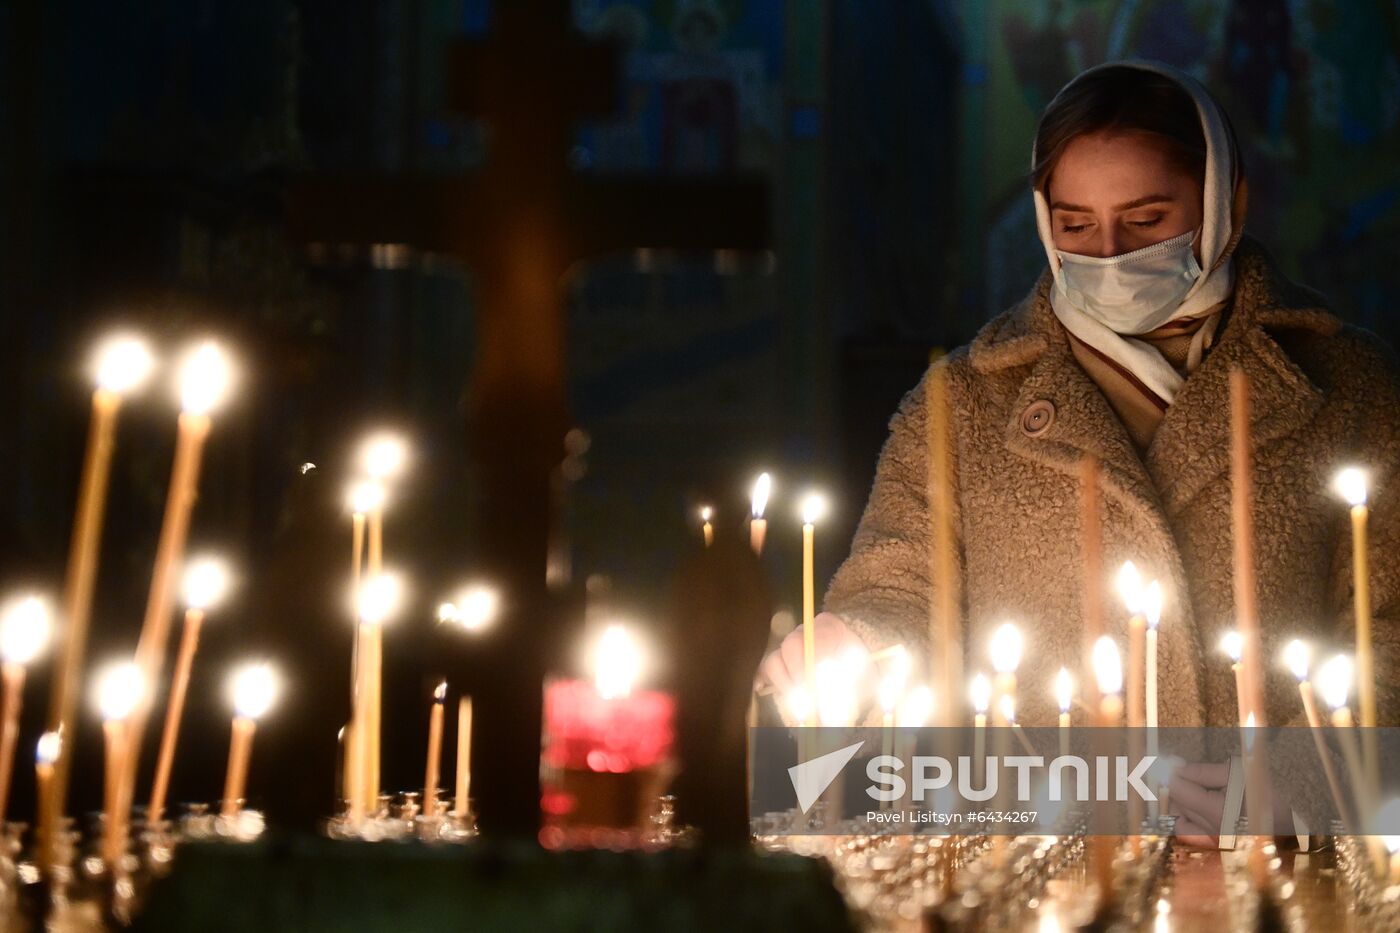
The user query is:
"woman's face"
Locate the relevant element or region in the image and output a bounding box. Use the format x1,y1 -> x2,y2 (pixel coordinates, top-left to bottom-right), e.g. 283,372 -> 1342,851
1046,130 -> 1204,259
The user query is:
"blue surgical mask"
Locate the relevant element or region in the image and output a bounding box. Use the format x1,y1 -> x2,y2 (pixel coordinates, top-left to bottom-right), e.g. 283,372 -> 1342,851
1054,228 -> 1202,335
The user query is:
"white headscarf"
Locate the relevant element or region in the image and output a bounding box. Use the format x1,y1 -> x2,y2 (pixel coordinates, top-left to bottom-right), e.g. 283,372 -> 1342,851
1032,60 -> 1243,404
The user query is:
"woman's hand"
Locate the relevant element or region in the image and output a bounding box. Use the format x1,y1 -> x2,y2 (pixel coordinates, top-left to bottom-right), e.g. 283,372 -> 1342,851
1166,762 -> 1229,847
1166,761 -> 1300,849
755,611 -> 870,708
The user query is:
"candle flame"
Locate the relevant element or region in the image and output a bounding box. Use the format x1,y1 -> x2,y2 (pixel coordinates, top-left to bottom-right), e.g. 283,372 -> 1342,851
446,585 -> 499,632
433,681 -> 447,703
348,480 -> 387,515
594,624 -> 643,700
750,473 -> 772,519
882,645 -> 911,683
1116,561 -> 1145,615
1333,466 -> 1369,508
360,433 -> 409,481
816,658 -> 859,727
1092,636 -> 1123,696
357,572 -> 404,626
699,505 -> 713,523
877,675 -> 902,714
177,341 -> 233,415
1376,798 -> 1400,854
998,694 -> 1016,724
1283,639 -> 1311,682
1054,667 -> 1074,713
182,555 -> 232,611
36,730 -> 61,766
988,622 -> 1023,674
1218,629 -> 1243,664
1317,653 -> 1353,711
1242,710 -> 1258,751
94,662 -> 144,721
93,335 -> 155,395
897,684 -> 933,727
230,663 -> 278,720
800,492 -> 826,527
969,672 -> 991,714
0,595 -> 52,666
1143,580 -> 1164,629
784,686 -> 812,726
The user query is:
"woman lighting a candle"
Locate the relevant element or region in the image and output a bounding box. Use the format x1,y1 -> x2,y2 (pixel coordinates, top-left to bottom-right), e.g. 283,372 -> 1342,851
757,61 -> 1400,840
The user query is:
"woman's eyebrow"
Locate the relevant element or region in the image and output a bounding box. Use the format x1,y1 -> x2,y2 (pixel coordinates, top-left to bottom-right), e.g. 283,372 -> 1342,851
1050,194 -> 1176,212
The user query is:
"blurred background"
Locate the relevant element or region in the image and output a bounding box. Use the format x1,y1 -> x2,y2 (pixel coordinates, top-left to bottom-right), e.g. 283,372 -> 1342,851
2,0 -> 1399,826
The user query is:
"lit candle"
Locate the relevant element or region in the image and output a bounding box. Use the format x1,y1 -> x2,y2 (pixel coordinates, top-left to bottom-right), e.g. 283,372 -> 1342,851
1318,654 -> 1371,820
897,684 -> 932,728
148,556 -> 231,822
222,663 -> 277,818
1219,630 -> 1246,726
343,481 -> 382,809
1117,563 -> 1146,850
988,622 -> 1023,721
423,681 -> 447,816
34,730 -> 60,854
1143,582 -> 1165,823
1091,636 -> 1122,910
970,673 -> 990,785
927,363 -> 962,727
1334,467 -> 1378,796
1285,639 -> 1317,724
356,571 -> 403,815
877,673 -> 900,736
800,493 -> 826,726
438,584 -> 501,634
1000,695 -> 1038,757
0,596 -> 52,820
749,473 -> 771,555
1116,563 -> 1147,730
816,652 -> 863,728
122,342 -> 233,827
594,623 -> 644,700
359,433 -> 407,811
1285,640 -> 1350,828
454,696 -> 473,818
1228,369 -> 1265,729
41,335 -> 153,874
699,506 -> 714,548
1143,581 -> 1163,740
893,684 -> 931,811
1079,455 -> 1105,707
360,432 -> 409,485
1055,667 -> 1073,759
95,662 -> 143,873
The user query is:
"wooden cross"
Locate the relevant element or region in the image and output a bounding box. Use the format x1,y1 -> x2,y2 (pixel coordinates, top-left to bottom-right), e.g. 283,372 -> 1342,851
289,0 -> 769,835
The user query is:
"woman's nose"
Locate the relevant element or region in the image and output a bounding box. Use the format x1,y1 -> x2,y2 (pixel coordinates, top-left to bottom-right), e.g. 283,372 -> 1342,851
1096,225 -> 1120,258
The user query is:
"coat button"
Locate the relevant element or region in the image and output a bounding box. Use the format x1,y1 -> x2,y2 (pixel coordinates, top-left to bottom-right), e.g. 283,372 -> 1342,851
1021,400 -> 1055,436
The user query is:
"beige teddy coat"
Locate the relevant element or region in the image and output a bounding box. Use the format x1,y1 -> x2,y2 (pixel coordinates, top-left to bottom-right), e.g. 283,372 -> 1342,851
823,236 -> 1400,730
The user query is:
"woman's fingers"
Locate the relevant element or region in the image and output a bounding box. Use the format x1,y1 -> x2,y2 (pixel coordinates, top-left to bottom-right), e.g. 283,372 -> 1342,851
1165,776 -> 1226,831
1173,817 -> 1218,848
1174,761 -> 1231,788
758,650 -> 795,697
756,614 -> 871,723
